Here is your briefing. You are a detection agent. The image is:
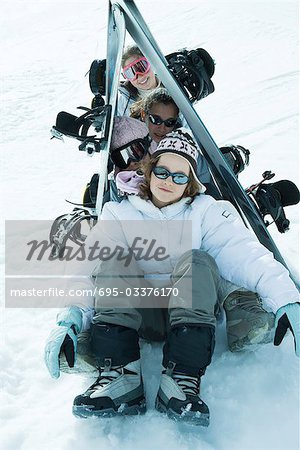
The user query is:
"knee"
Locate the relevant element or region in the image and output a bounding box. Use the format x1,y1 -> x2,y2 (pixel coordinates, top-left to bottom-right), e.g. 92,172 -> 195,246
173,250 -> 219,280
190,250 -> 218,270
176,249 -> 216,266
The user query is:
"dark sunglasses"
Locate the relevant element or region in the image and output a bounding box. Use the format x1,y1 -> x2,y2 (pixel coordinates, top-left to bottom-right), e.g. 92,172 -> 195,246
152,166 -> 190,185
111,136 -> 150,169
123,57 -> 151,81
148,114 -> 178,128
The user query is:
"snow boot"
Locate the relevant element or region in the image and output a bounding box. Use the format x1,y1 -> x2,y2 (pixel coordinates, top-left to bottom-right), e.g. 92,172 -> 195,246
155,361 -> 209,426
155,325 -> 214,426
72,322 -> 146,418
223,290 -> 275,351
72,357 -> 146,418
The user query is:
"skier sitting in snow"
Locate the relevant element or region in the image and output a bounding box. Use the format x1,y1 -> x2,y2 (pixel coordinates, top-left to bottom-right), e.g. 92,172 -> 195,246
44,129 -> 299,426
83,114 -> 280,351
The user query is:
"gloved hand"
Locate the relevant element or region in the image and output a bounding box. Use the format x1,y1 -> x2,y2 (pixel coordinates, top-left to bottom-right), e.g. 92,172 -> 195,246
274,302 -> 300,357
44,306 -> 83,378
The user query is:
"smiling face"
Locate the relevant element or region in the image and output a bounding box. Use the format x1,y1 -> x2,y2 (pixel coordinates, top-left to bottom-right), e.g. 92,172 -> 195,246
150,154 -> 190,208
124,55 -> 158,91
143,102 -> 179,143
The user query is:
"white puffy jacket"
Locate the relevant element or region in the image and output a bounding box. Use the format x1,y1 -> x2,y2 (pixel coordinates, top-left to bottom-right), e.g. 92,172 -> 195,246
69,194 -> 298,321
96,194 -> 299,312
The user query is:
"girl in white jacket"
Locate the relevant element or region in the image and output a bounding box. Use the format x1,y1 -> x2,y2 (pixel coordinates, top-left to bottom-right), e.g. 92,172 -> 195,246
45,129 -> 299,426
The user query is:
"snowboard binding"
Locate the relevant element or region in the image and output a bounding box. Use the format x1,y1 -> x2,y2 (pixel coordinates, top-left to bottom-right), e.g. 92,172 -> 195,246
247,172 -> 300,233
50,104 -> 111,155
165,48 -> 215,102
220,145 -> 250,176
89,59 -> 107,109
50,208 -> 97,259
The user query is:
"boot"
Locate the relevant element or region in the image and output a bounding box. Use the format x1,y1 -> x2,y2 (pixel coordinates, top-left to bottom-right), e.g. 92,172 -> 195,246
72,322 -> 145,418
155,361 -> 209,426
224,290 -> 275,352
72,357 -> 146,418
155,325 -> 214,426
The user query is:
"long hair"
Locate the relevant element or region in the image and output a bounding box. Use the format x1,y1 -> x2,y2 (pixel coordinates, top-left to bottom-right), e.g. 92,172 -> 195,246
138,156 -> 200,203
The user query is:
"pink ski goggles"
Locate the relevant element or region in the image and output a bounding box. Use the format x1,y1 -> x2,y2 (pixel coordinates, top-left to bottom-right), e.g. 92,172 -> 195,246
122,57 -> 151,81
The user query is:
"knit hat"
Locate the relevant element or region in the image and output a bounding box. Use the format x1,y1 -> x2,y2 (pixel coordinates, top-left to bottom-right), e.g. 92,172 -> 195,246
152,128 -> 205,191
111,116 -> 156,153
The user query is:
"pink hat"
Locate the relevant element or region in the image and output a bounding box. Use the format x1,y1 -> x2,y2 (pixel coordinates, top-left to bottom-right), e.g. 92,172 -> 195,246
111,116 -> 157,152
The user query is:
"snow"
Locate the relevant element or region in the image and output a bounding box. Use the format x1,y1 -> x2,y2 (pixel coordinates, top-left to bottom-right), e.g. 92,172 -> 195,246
1,0 -> 299,449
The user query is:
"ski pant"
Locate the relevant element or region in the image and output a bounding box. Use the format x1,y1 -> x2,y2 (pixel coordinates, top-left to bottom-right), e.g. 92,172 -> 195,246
91,249 -> 239,333
71,250 -> 240,373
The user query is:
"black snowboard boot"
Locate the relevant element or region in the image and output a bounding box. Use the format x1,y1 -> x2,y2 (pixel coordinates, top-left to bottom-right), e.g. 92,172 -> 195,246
155,325 -> 214,426
72,323 -> 146,418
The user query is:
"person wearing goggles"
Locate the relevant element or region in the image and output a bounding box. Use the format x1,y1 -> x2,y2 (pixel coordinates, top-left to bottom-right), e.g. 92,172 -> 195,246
106,116 -> 156,201
122,53 -> 157,91
109,116 -> 156,173
117,45 -> 159,116
110,135 -> 151,171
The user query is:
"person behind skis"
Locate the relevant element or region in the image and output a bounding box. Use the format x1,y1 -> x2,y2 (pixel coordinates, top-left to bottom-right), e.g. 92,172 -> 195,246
104,116 -> 156,202
133,86 -> 180,142
117,44 -> 160,116
45,129 -> 300,426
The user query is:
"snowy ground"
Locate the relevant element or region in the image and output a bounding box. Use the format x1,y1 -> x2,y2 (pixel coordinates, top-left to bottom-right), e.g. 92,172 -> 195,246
1,1 -> 299,449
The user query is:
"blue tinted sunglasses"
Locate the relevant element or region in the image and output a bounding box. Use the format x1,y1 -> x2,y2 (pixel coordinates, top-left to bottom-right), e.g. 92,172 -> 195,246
152,166 -> 190,185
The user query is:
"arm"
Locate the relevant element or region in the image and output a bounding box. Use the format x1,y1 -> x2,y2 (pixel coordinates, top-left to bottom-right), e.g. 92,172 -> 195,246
200,200 -> 299,312
200,200 -> 300,356
45,203 -> 131,377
